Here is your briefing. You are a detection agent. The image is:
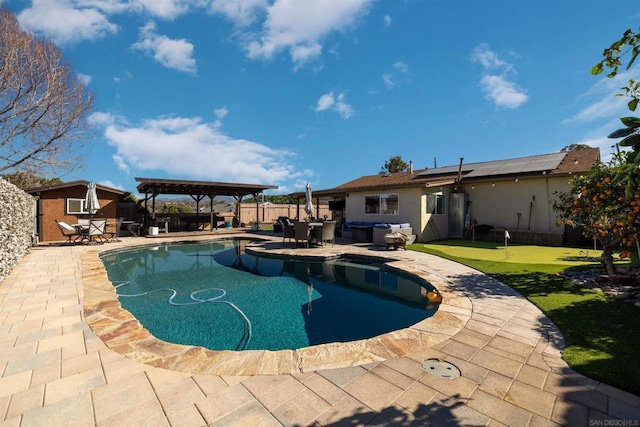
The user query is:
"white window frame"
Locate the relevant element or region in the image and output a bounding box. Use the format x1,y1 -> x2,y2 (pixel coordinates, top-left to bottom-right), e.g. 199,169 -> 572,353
66,198 -> 88,214
364,193 -> 399,215
427,193 -> 446,215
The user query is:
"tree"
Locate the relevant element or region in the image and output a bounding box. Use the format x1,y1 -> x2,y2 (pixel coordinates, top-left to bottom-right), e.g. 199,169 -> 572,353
380,156 -> 408,174
553,156 -> 640,276
560,143 -> 592,152
0,7 -> 94,175
592,28 -> 640,195
244,194 -> 297,204
592,28 -> 640,111
2,171 -> 61,189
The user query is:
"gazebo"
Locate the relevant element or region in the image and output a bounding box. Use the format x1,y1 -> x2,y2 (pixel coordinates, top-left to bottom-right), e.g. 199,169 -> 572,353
135,177 -> 278,231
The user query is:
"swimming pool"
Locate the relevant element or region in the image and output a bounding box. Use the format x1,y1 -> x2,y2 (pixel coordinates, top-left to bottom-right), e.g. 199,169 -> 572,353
100,238 -> 438,351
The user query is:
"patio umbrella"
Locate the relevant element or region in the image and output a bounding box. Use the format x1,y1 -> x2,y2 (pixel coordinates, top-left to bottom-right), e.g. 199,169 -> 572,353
304,182 -> 314,218
85,182 -> 100,216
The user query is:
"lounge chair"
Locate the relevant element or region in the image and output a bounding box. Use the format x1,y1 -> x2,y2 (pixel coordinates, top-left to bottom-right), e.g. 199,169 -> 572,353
55,220 -> 84,243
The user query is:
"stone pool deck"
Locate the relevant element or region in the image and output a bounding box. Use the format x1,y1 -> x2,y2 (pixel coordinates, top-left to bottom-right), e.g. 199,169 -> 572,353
1,233 -> 639,426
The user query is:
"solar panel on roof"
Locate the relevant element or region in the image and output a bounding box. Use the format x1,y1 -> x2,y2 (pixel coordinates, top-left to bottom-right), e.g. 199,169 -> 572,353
417,164 -> 474,177
465,153 -> 565,177
416,152 -> 566,179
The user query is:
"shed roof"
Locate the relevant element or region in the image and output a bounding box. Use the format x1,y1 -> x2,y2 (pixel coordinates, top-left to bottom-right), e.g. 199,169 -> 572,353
135,177 -> 278,198
25,180 -> 126,195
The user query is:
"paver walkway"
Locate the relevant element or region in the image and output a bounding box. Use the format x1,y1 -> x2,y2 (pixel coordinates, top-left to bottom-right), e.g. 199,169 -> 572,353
1,234 -> 639,426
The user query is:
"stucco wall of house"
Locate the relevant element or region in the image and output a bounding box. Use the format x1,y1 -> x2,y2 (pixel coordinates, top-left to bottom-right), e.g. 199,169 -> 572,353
465,176 -> 573,234
0,178 -> 35,283
342,174 -> 578,244
344,187 -> 424,240
37,186 -> 119,242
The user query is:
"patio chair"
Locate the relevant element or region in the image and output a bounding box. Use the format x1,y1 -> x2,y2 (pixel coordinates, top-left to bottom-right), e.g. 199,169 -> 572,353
294,221 -> 311,248
55,220 -> 84,243
105,217 -> 124,242
318,221 -> 336,247
156,217 -> 170,233
280,219 -> 295,245
87,219 -> 107,243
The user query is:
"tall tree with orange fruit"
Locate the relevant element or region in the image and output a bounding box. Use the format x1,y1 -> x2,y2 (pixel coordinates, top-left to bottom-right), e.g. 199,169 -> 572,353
553,156 -> 640,276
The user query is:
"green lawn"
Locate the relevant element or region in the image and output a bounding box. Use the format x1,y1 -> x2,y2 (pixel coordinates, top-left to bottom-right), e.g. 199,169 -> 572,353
407,240 -> 640,396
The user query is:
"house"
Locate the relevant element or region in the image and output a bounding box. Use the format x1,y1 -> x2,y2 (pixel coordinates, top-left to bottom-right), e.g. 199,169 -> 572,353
26,181 -> 127,242
310,148 -> 600,245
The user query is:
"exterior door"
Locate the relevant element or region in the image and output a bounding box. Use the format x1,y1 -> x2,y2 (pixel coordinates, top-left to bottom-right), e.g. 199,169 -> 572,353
449,193 -> 466,238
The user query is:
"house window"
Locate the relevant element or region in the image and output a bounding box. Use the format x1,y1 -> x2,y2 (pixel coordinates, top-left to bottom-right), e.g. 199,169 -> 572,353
66,198 -> 88,214
427,194 -> 445,215
365,194 -> 399,215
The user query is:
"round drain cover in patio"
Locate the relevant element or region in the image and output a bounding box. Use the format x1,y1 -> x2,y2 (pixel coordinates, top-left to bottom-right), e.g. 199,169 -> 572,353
422,359 -> 461,379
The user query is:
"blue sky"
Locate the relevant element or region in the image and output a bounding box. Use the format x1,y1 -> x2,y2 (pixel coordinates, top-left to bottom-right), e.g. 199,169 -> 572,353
3,0 -> 640,196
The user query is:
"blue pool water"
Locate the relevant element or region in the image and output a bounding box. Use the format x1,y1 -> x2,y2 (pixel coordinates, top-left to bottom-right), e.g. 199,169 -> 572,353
100,239 -> 438,351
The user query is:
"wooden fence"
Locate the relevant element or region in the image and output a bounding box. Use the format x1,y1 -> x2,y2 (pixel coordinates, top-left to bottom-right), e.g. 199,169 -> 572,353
238,203 -> 331,226
117,202 -> 332,230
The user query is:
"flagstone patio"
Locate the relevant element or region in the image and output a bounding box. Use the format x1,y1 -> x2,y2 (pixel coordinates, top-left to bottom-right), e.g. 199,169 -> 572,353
1,233 -> 639,426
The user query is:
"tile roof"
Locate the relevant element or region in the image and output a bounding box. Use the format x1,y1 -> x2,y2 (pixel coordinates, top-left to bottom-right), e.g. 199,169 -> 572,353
312,148 -> 600,195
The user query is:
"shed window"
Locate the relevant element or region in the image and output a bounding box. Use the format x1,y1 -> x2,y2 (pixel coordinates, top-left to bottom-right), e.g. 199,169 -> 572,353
427,194 -> 445,215
66,198 -> 88,214
365,194 -> 399,215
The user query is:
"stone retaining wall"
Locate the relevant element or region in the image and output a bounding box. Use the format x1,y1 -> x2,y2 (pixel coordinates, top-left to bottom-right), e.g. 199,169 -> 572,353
0,178 -> 35,283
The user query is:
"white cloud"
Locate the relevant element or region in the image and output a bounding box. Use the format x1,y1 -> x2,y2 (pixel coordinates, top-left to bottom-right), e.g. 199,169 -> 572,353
334,93 -> 355,119
471,44 -> 508,70
314,91 -> 354,119
132,21 -> 197,73
100,115 -> 298,184
16,0 -> 194,45
471,43 -> 528,109
566,70 -> 634,124
315,93 -> 335,112
479,75 -> 529,110
87,111 -> 117,126
382,61 -> 410,89
241,0 -> 372,69
383,15 -> 391,27
77,73 -> 92,85
17,0 -> 118,45
214,107 -> 229,120
98,179 -> 125,191
208,0 -> 268,27
133,0 -> 191,20
382,74 -> 395,89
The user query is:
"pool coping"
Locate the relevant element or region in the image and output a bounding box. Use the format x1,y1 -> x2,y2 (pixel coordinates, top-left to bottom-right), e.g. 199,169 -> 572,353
82,234 -> 473,375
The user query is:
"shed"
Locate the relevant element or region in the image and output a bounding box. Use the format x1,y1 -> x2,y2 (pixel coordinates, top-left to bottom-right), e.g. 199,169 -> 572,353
26,181 -> 127,242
